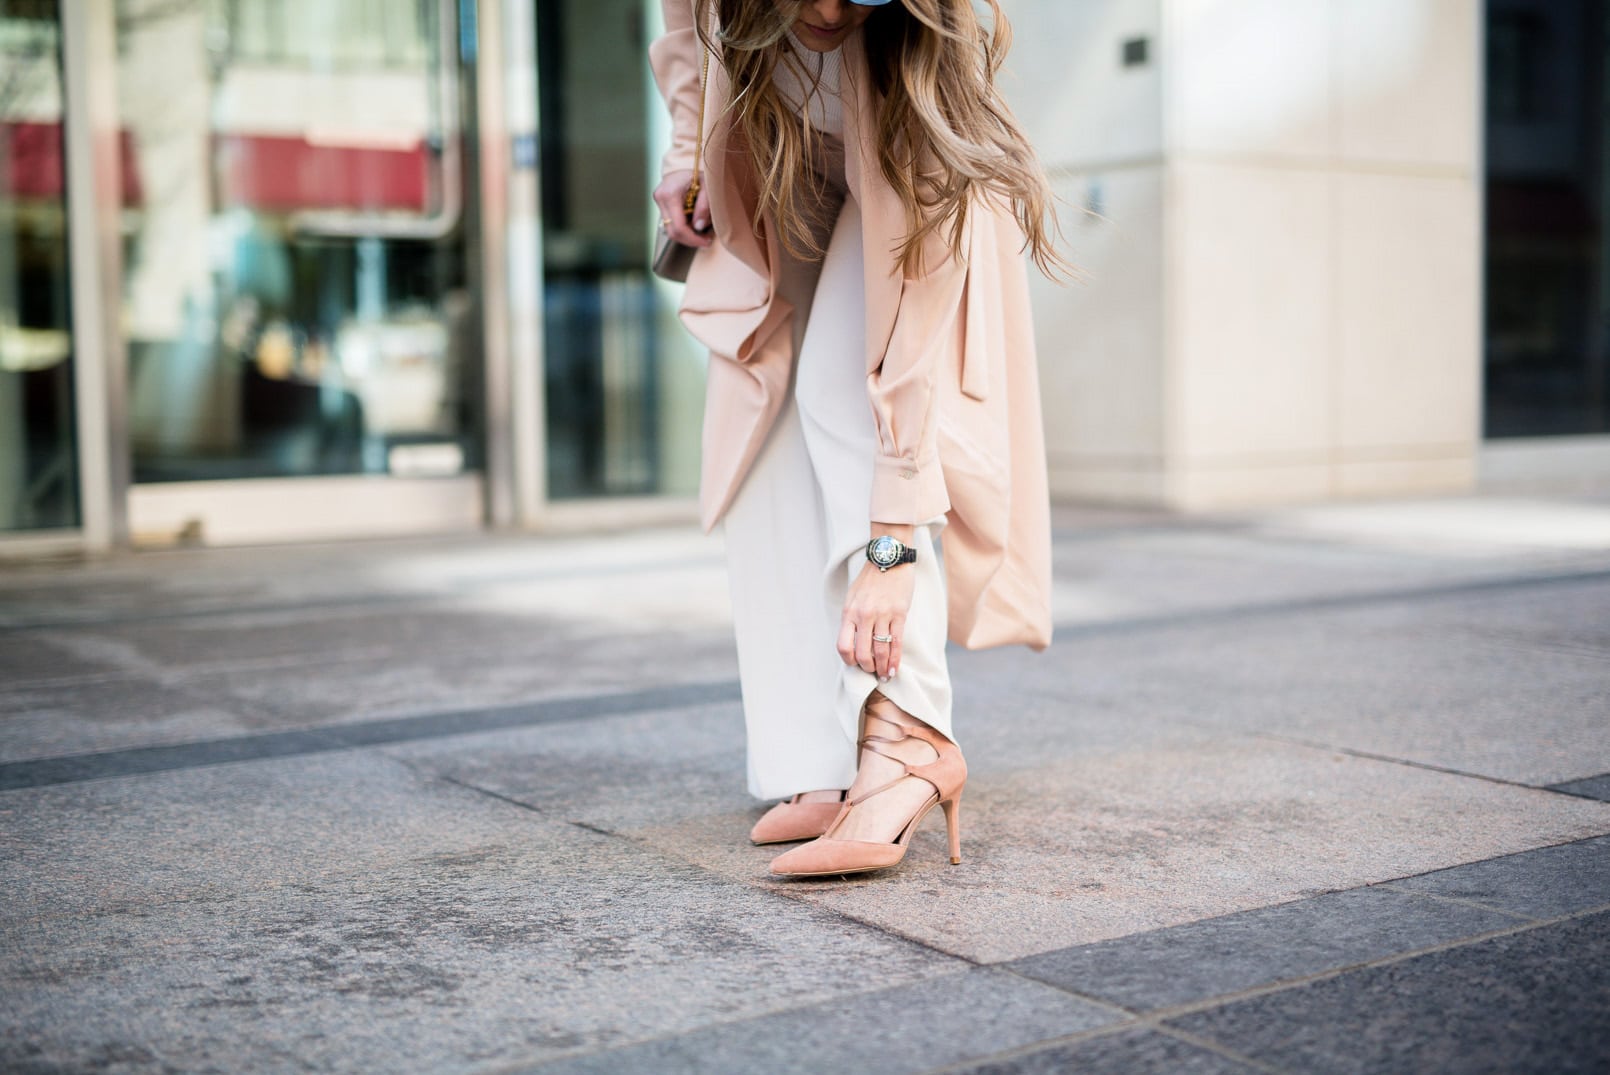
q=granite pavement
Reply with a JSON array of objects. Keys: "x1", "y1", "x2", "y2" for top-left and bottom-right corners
[{"x1": 3, "y1": 493, "x2": 1609, "y2": 1073}]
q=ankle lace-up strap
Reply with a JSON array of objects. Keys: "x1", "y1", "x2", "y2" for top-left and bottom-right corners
[{"x1": 849, "y1": 712, "x2": 966, "y2": 806}]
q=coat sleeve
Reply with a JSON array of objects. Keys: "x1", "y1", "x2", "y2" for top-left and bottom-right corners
[
  {"x1": 648, "y1": 0, "x2": 703, "y2": 178},
  {"x1": 866, "y1": 220, "x2": 971, "y2": 526}
]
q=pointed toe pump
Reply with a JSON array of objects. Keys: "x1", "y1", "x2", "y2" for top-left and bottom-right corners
[
  {"x1": 749, "y1": 791, "x2": 847, "y2": 845},
  {"x1": 769, "y1": 713, "x2": 966, "y2": 878}
]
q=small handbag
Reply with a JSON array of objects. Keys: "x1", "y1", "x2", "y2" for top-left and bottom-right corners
[{"x1": 651, "y1": 30, "x2": 712, "y2": 283}]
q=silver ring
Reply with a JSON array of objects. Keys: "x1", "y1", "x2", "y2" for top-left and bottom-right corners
[{"x1": 871, "y1": 633, "x2": 894, "y2": 643}]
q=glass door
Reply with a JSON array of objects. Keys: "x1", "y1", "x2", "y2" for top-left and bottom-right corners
[
  {"x1": 536, "y1": 0, "x2": 704, "y2": 501},
  {"x1": 0, "y1": 0, "x2": 79, "y2": 534},
  {"x1": 116, "y1": 0, "x2": 483, "y2": 542},
  {"x1": 1484, "y1": 0, "x2": 1610, "y2": 437}
]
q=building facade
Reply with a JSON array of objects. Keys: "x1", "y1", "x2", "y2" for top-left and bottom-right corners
[{"x1": 1, "y1": 0, "x2": 1605, "y2": 552}]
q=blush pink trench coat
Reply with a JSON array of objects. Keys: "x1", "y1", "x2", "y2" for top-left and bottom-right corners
[{"x1": 650, "y1": 0, "x2": 1053, "y2": 651}]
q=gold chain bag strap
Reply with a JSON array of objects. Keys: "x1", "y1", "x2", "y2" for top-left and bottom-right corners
[{"x1": 651, "y1": 22, "x2": 711, "y2": 283}]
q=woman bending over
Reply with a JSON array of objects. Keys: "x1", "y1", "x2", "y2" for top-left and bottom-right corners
[{"x1": 650, "y1": 0, "x2": 1060, "y2": 877}]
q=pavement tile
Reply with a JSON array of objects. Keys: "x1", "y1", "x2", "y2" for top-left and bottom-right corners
[
  {"x1": 1007, "y1": 885, "x2": 1523, "y2": 1011},
  {"x1": 0, "y1": 677, "x2": 262, "y2": 764},
  {"x1": 382, "y1": 701, "x2": 755, "y2": 834},
  {"x1": 1550, "y1": 774, "x2": 1610, "y2": 802},
  {"x1": 0, "y1": 751, "x2": 566, "y2": 913},
  {"x1": 1165, "y1": 910, "x2": 1610, "y2": 1075},
  {"x1": 631, "y1": 736, "x2": 1610, "y2": 963},
  {"x1": 71, "y1": 602, "x2": 586, "y2": 672},
  {"x1": 0, "y1": 529, "x2": 725, "y2": 632},
  {"x1": 951, "y1": 1028, "x2": 1262, "y2": 1075},
  {"x1": 1383, "y1": 834, "x2": 1610, "y2": 919},
  {"x1": 1044, "y1": 578, "x2": 1610, "y2": 787},
  {"x1": 516, "y1": 967, "x2": 1121, "y2": 1075},
  {"x1": 187, "y1": 620, "x2": 738, "y2": 726},
  {"x1": 0, "y1": 751, "x2": 953, "y2": 1073},
  {"x1": 0, "y1": 681, "x2": 743, "y2": 792},
  {"x1": 5, "y1": 511, "x2": 1610, "y2": 1073},
  {"x1": 0, "y1": 633, "x2": 127, "y2": 683},
  {"x1": 0, "y1": 571, "x2": 174, "y2": 630},
  {"x1": 1046, "y1": 526, "x2": 1569, "y2": 628}
]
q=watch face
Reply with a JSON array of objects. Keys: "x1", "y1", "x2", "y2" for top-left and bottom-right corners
[{"x1": 869, "y1": 536, "x2": 900, "y2": 567}]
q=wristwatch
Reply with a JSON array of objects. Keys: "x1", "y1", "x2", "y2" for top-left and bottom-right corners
[{"x1": 865, "y1": 535, "x2": 917, "y2": 572}]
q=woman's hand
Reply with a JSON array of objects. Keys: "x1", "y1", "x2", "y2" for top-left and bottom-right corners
[
  {"x1": 653, "y1": 169, "x2": 713, "y2": 249},
  {"x1": 838, "y1": 524, "x2": 916, "y2": 681}
]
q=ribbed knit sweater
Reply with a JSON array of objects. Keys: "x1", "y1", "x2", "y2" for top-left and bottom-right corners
[{"x1": 773, "y1": 31, "x2": 845, "y2": 139}]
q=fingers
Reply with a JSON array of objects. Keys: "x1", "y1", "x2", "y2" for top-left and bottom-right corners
[
  {"x1": 839, "y1": 615, "x2": 902, "y2": 681},
  {"x1": 665, "y1": 211, "x2": 713, "y2": 248},
  {"x1": 691, "y1": 185, "x2": 712, "y2": 236},
  {"x1": 841, "y1": 561, "x2": 914, "y2": 679},
  {"x1": 652, "y1": 171, "x2": 714, "y2": 248},
  {"x1": 854, "y1": 616, "x2": 875, "y2": 676},
  {"x1": 872, "y1": 628, "x2": 892, "y2": 680},
  {"x1": 839, "y1": 610, "x2": 881, "y2": 677},
  {"x1": 888, "y1": 613, "x2": 905, "y2": 680},
  {"x1": 836, "y1": 616, "x2": 857, "y2": 669}
]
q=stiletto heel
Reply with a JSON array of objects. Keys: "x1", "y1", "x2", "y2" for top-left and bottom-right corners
[
  {"x1": 941, "y1": 795, "x2": 961, "y2": 865},
  {"x1": 769, "y1": 706, "x2": 966, "y2": 878}
]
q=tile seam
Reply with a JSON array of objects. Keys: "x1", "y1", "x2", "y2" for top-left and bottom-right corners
[
  {"x1": 1147, "y1": 1022, "x2": 1294, "y2": 1075},
  {"x1": 482, "y1": 967, "x2": 994, "y2": 1075},
  {"x1": 912, "y1": 1008, "x2": 1292, "y2": 1075},
  {"x1": 1051, "y1": 566, "x2": 1610, "y2": 642},
  {"x1": 6, "y1": 562, "x2": 1609, "y2": 661},
  {"x1": 431, "y1": 769, "x2": 1009, "y2": 1075},
  {"x1": 1388, "y1": 888, "x2": 1543, "y2": 924},
  {"x1": 0, "y1": 554, "x2": 729, "y2": 635},
  {"x1": 911, "y1": 1022, "x2": 1154, "y2": 1075},
  {"x1": 1247, "y1": 730, "x2": 1610, "y2": 798},
  {"x1": 433, "y1": 772, "x2": 998, "y2": 990},
  {"x1": 0, "y1": 681, "x2": 744, "y2": 791},
  {"x1": 1137, "y1": 901, "x2": 1610, "y2": 1024}
]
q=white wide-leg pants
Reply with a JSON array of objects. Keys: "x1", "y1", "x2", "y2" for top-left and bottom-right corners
[{"x1": 722, "y1": 197, "x2": 954, "y2": 800}]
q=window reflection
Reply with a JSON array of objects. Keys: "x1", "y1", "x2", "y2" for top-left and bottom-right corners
[
  {"x1": 0, "y1": 0, "x2": 79, "y2": 531},
  {"x1": 1484, "y1": 0, "x2": 1610, "y2": 437},
  {"x1": 538, "y1": 0, "x2": 703, "y2": 499},
  {"x1": 117, "y1": 0, "x2": 480, "y2": 483}
]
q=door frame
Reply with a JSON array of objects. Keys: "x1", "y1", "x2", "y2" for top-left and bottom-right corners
[{"x1": 47, "y1": 0, "x2": 533, "y2": 551}]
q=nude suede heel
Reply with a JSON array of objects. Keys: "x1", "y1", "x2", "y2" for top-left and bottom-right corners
[
  {"x1": 768, "y1": 713, "x2": 966, "y2": 878},
  {"x1": 750, "y1": 791, "x2": 846, "y2": 845}
]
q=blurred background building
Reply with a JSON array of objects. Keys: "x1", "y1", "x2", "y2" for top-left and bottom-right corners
[{"x1": 0, "y1": 0, "x2": 1604, "y2": 551}]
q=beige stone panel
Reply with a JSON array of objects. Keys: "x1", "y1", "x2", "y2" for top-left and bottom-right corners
[
  {"x1": 1172, "y1": 161, "x2": 1333, "y2": 460},
  {"x1": 1035, "y1": 169, "x2": 1166, "y2": 464},
  {"x1": 1172, "y1": 458, "x2": 1331, "y2": 511},
  {"x1": 1336, "y1": 172, "x2": 1480, "y2": 451},
  {"x1": 1000, "y1": 0, "x2": 1163, "y2": 168},
  {"x1": 1166, "y1": 0, "x2": 1333, "y2": 158},
  {"x1": 1334, "y1": 455, "x2": 1477, "y2": 498},
  {"x1": 1337, "y1": 0, "x2": 1479, "y2": 170},
  {"x1": 1046, "y1": 456, "x2": 1169, "y2": 506},
  {"x1": 643, "y1": 735, "x2": 1610, "y2": 961}
]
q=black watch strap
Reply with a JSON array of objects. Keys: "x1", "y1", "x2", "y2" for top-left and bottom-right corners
[{"x1": 867, "y1": 536, "x2": 918, "y2": 571}]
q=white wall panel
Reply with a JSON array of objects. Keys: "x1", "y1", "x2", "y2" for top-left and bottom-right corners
[
  {"x1": 1337, "y1": 0, "x2": 1479, "y2": 170},
  {"x1": 1001, "y1": 0, "x2": 1164, "y2": 168}
]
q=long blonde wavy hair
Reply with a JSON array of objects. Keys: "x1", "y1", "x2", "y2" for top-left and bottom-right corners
[{"x1": 697, "y1": 0, "x2": 1064, "y2": 277}]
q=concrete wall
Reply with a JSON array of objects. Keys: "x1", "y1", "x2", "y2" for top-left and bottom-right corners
[{"x1": 1005, "y1": 0, "x2": 1483, "y2": 509}]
